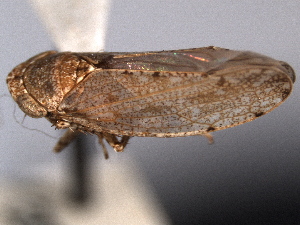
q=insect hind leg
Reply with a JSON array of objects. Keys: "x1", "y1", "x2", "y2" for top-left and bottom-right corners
[
  {"x1": 97, "y1": 132, "x2": 131, "y2": 159},
  {"x1": 202, "y1": 132, "x2": 214, "y2": 144}
]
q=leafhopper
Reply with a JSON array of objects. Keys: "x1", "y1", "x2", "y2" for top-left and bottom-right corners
[{"x1": 7, "y1": 47, "x2": 295, "y2": 158}]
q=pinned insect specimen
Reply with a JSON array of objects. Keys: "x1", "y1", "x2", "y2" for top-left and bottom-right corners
[{"x1": 7, "y1": 46, "x2": 295, "y2": 158}]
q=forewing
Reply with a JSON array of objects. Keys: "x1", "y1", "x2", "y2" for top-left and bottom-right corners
[{"x1": 58, "y1": 65, "x2": 293, "y2": 137}]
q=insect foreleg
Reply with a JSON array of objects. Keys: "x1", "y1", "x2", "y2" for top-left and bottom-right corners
[{"x1": 53, "y1": 129, "x2": 80, "y2": 152}]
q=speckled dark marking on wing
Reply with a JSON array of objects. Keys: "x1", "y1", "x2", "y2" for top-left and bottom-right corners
[{"x1": 56, "y1": 48, "x2": 294, "y2": 137}]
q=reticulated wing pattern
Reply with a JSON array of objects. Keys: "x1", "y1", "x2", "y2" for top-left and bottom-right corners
[{"x1": 59, "y1": 65, "x2": 292, "y2": 137}]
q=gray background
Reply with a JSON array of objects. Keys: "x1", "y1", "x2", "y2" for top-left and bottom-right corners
[{"x1": 1, "y1": 1, "x2": 300, "y2": 224}]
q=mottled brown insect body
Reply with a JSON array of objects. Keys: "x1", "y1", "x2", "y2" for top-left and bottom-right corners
[{"x1": 7, "y1": 47, "x2": 295, "y2": 157}]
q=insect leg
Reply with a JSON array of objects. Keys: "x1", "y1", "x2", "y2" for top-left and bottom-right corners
[
  {"x1": 97, "y1": 133, "x2": 109, "y2": 159},
  {"x1": 98, "y1": 133, "x2": 131, "y2": 153},
  {"x1": 53, "y1": 129, "x2": 79, "y2": 152},
  {"x1": 202, "y1": 133, "x2": 214, "y2": 144}
]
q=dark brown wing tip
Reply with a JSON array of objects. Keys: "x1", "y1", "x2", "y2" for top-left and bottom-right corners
[{"x1": 279, "y1": 61, "x2": 296, "y2": 83}]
